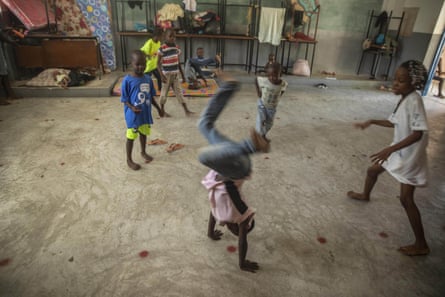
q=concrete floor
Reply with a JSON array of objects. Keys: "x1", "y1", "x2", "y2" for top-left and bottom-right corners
[{"x1": 0, "y1": 79, "x2": 444, "y2": 297}]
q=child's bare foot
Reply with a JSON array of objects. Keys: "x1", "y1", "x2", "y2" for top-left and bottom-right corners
[
  {"x1": 347, "y1": 191, "x2": 369, "y2": 201},
  {"x1": 240, "y1": 260, "x2": 259, "y2": 273},
  {"x1": 127, "y1": 159, "x2": 141, "y2": 170},
  {"x1": 160, "y1": 110, "x2": 171, "y2": 118},
  {"x1": 208, "y1": 229, "x2": 223, "y2": 240},
  {"x1": 141, "y1": 152, "x2": 153, "y2": 163},
  {"x1": 185, "y1": 110, "x2": 195, "y2": 116},
  {"x1": 250, "y1": 128, "x2": 270, "y2": 153},
  {"x1": 398, "y1": 244, "x2": 430, "y2": 256}
]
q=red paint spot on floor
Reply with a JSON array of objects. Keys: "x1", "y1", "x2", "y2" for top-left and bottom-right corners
[
  {"x1": 379, "y1": 232, "x2": 388, "y2": 238},
  {"x1": 0, "y1": 258, "x2": 11, "y2": 266},
  {"x1": 317, "y1": 237, "x2": 327, "y2": 244},
  {"x1": 95, "y1": 118, "x2": 99, "y2": 121},
  {"x1": 227, "y1": 245, "x2": 237, "y2": 253},
  {"x1": 139, "y1": 250, "x2": 149, "y2": 258},
  {"x1": 60, "y1": 162, "x2": 65, "y2": 166}
]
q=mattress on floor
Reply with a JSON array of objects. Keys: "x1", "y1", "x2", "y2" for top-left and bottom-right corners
[{"x1": 1, "y1": 0, "x2": 55, "y2": 30}]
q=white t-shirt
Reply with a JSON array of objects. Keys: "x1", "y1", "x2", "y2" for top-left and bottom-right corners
[
  {"x1": 382, "y1": 91, "x2": 428, "y2": 186},
  {"x1": 257, "y1": 77, "x2": 288, "y2": 109}
]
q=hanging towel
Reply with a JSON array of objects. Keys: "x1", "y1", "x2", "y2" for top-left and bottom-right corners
[
  {"x1": 258, "y1": 7, "x2": 286, "y2": 46},
  {"x1": 183, "y1": 0, "x2": 196, "y2": 12}
]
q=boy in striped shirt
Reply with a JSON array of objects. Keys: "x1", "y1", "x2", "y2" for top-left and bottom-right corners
[{"x1": 157, "y1": 28, "x2": 194, "y2": 116}]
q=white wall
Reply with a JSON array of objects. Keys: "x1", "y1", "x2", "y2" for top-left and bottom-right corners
[
  {"x1": 382, "y1": 0, "x2": 444, "y2": 33},
  {"x1": 433, "y1": 1, "x2": 445, "y2": 34}
]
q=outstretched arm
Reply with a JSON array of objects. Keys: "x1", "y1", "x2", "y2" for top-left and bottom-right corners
[
  {"x1": 207, "y1": 212, "x2": 223, "y2": 240},
  {"x1": 238, "y1": 218, "x2": 259, "y2": 273},
  {"x1": 371, "y1": 130, "x2": 423, "y2": 164},
  {"x1": 354, "y1": 119, "x2": 394, "y2": 129}
]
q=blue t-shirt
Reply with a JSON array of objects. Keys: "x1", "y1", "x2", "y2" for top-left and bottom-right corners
[{"x1": 120, "y1": 74, "x2": 156, "y2": 129}]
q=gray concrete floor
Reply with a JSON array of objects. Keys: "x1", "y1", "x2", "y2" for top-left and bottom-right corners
[{"x1": 0, "y1": 80, "x2": 444, "y2": 297}]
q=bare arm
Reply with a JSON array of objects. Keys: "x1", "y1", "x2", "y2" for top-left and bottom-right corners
[
  {"x1": 238, "y1": 218, "x2": 259, "y2": 273},
  {"x1": 371, "y1": 130, "x2": 424, "y2": 164},
  {"x1": 354, "y1": 119, "x2": 394, "y2": 129},
  {"x1": 157, "y1": 57, "x2": 167, "y2": 83},
  {"x1": 151, "y1": 96, "x2": 162, "y2": 116},
  {"x1": 255, "y1": 78, "x2": 262, "y2": 98},
  {"x1": 179, "y1": 63, "x2": 185, "y2": 82},
  {"x1": 207, "y1": 212, "x2": 223, "y2": 240}
]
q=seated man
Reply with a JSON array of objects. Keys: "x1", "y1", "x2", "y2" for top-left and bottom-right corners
[{"x1": 184, "y1": 47, "x2": 220, "y2": 89}]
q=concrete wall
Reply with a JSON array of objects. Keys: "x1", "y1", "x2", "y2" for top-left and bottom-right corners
[
  {"x1": 111, "y1": 0, "x2": 385, "y2": 75},
  {"x1": 381, "y1": 0, "x2": 445, "y2": 75}
]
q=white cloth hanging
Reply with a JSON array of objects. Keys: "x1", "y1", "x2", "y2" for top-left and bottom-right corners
[
  {"x1": 183, "y1": 0, "x2": 197, "y2": 12},
  {"x1": 258, "y1": 7, "x2": 286, "y2": 46}
]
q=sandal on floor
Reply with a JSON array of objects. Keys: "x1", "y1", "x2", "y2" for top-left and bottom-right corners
[
  {"x1": 166, "y1": 143, "x2": 185, "y2": 153},
  {"x1": 147, "y1": 138, "x2": 168, "y2": 145}
]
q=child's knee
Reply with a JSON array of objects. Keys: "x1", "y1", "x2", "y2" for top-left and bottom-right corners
[
  {"x1": 197, "y1": 117, "x2": 212, "y2": 134},
  {"x1": 399, "y1": 193, "x2": 415, "y2": 209},
  {"x1": 366, "y1": 165, "x2": 382, "y2": 178}
]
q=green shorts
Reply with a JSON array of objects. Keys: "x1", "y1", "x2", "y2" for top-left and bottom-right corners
[{"x1": 126, "y1": 124, "x2": 151, "y2": 140}]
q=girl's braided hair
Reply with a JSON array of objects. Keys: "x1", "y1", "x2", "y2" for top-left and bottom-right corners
[{"x1": 400, "y1": 60, "x2": 428, "y2": 90}]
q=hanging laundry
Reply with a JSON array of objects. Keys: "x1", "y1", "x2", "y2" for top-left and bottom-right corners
[
  {"x1": 157, "y1": 3, "x2": 184, "y2": 21},
  {"x1": 183, "y1": 0, "x2": 196, "y2": 12},
  {"x1": 258, "y1": 7, "x2": 285, "y2": 46},
  {"x1": 128, "y1": 1, "x2": 143, "y2": 10}
]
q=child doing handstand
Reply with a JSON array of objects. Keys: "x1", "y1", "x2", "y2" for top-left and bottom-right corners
[
  {"x1": 121, "y1": 50, "x2": 162, "y2": 170},
  {"x1": 347, "y1": 60, "x2": 430, "y2": 256},
  {"x1": 255, "y1": 62, "x2": 288, "y2": 140},
  {"x1": 157, "y1": 28, "x2": 194, "y2": 116},
  {"x1": 198, "y1": 73, "x2": 270, "y2": 273}
]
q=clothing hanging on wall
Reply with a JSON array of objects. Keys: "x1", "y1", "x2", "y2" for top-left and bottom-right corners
[
  {"x1": 258, "y1": 7, "x2": 285, "y2": 46},
  {"x1": 157, "y1": 3, "x2": 184, "y2": 21},
  {"x1": 183, "y1": 0, "x2": 196, "y2": 12}
]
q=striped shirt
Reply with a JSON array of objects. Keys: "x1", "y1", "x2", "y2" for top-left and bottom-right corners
[{"x1": 158, "y1": 43, "x2": 182, "y2": 74}]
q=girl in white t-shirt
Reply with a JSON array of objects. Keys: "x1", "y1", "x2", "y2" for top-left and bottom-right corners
[{"x1": 347, "y1": 60, "x2": 430, "y2": 256}]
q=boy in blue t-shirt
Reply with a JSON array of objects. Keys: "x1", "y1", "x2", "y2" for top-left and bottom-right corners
[{"x1": 121, "y1": 50, "x2": 162, "y2": 170}]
